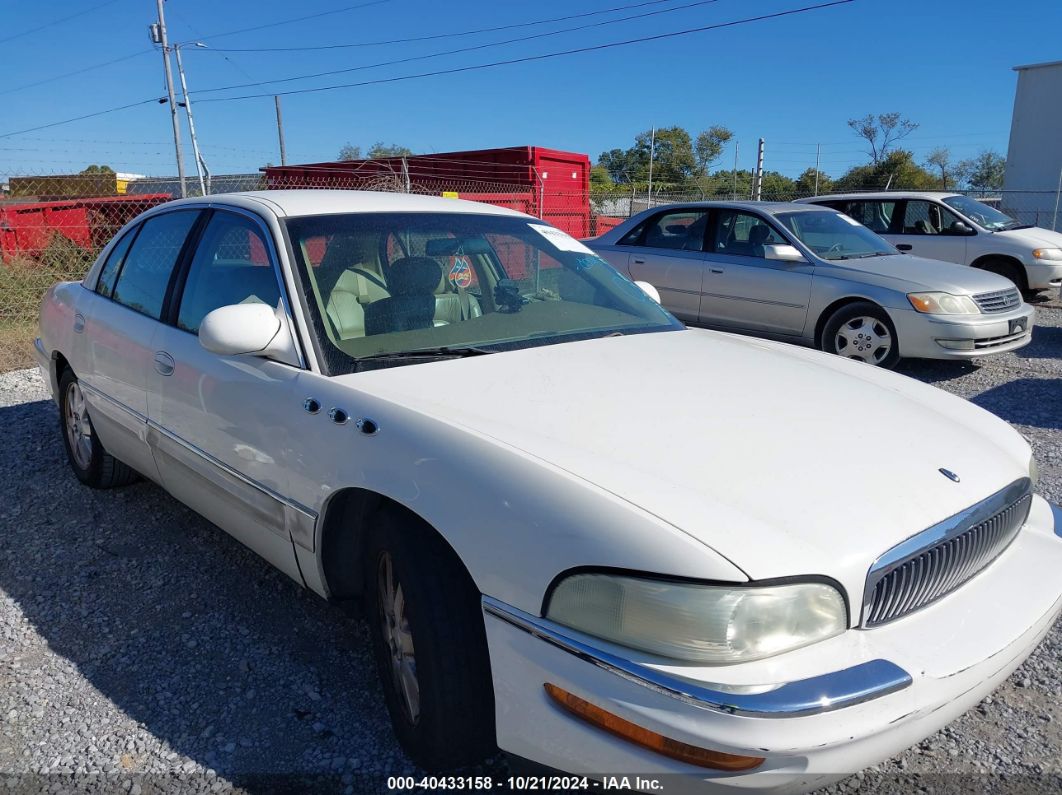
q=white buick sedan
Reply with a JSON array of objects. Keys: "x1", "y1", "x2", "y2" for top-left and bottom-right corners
[{"x1": 36, "y1": 191, "x2": 1062, "y2": 791}]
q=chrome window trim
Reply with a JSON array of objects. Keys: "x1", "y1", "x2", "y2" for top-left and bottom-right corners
[
  {"x1": 862, "y1": 478, "x2": 1032, "y2": 627},
  {"x1": 482, "y1": 596, "x2": 911, "y2": 718}
]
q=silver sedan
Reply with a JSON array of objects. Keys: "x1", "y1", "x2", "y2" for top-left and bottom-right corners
[{"x1": 588, "y1": 202, "x2": 1034, "y2": 367}]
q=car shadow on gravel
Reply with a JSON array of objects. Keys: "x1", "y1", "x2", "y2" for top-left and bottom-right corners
[
  {"x1": 895, "y1": 359, "x2": 980, "y2": 384},
  {"x1": 0, "y1": 397, "x2": 416, "y2": 790},
  {"x1": 969, "y1": 378, "x2": 1062, "y2": 430},
  {"x1": 1016, "y1": 326, "x2": 1062, "y2": 360}
]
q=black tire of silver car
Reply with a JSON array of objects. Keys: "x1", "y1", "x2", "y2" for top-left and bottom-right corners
[
  {"x1": 58, "y1": 368, "x2": 138, "y2": 489},
  {"x1": 978, "y1": 257, "x2": 1031, "y2": 296},
  {"x1": 821, "y1": 302, "x2": 901, "y2": 369},
  {"x1": 364, "y1": 507, "x2": 496, "y2": 771}
]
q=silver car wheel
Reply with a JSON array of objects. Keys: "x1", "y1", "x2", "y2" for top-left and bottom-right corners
[
  {"x1": 834, "y1": 316, "x2": 893, "y2": 365},
  {"x1": 378, "y1": 551, "x2": 420, "y2": 724},
  {"x1": 64, "y1": 381, "x2": 93, "y2": 470}
]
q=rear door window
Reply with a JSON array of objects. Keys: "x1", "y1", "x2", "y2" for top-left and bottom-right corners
[
  {"x1": 95, "y1": 227, "x2": 139, "y2": 299},
  {"x1": 111, "y1": 210, "x2": 201, "y2": 320},
  {"x1": 842, "y1": 200, "x2": 897, "y2": 234}
]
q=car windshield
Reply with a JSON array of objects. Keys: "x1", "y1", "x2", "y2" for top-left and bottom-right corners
[
  {"x1": 285, "y1": 211, "x2": 681, "y2": 373},
  {"x1": 774, "y1": 210, "x2": 895, "y2": 260},
  {"x1": 941, "y1": 195, "x2": 1022, "y2": 231}
]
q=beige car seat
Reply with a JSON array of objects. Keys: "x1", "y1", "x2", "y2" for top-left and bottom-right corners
[
  {"x1": 432, "y1": 259, "x2": 482, "y2": 325},
  {"x1": 321, "y1": 235, "x2": 390, "y2": 339}
]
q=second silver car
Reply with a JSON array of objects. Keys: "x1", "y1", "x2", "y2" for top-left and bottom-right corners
[{"x1": 588, "y1": 202, "x2": 1034, "y2": 367}]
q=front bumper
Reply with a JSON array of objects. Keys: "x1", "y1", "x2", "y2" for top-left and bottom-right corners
[
  {"x1": 484, "y1": 496, "x2": 1062, "y2": 793},
  {"x1": 1023, "y1": 260, "x2": 1062, "y2": 291},
  {"x1": 888, "y1": 305, "x2": 1034, "y2": 360}
]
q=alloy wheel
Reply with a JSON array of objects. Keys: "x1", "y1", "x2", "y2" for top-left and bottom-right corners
[
  {"x1": 64, "y1": 381, "x2": 93, "y2": 470},
  {"x1": 378, "y1": 551, "x2": 420, "y2": 724}
]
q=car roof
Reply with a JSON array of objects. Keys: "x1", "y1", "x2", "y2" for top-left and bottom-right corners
[
  {"x1": 797, "y1": 191, "x2": 962, "y2": 202},
  {"x1": 161, "y1": 189, "x2": 534, "y2": 219},
  {"x1": 639, "y1": 200, "x2": 837, "y2": 215}
]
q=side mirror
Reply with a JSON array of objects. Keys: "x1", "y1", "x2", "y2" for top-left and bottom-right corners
[
  {"x1": 948, "y1": 221, "x2": 975, "y2": 236},
  {"x1": 199, "y1": 303, "x2": 300, "y2": 366},
  {"x1": 634, "y1": 280, "x2": 661, "y2": 303},
  {"x1": 763, "y1": 244, "x2": 807, "y2": 263}
]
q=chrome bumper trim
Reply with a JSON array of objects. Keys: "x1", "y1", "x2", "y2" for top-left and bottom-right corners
[{"x1": 482, "y1": 596, "x2": 912, "y2": 718}]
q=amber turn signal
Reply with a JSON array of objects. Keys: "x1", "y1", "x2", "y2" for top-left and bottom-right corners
[{"x1": 543, "y1": 683, "x2": 765, "y2": 772}]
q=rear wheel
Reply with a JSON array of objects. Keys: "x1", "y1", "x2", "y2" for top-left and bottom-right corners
[
  {"x1": 821, "y1": 302, "x2": 900, "y2": 369},
  {"x1": 364, "y1": 508, "x2": 495, "y2": 770},
  {"x1": 58, "y1": 369, "x2": 138, "y2": 489}
]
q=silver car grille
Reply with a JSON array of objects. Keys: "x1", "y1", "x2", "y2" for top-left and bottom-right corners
[
  {"x1": 862, "y1": 479, "x2": 1032, "y2": 627},
  {"x1": 973, "y1": 287, "x2": 1022, "y2": 313}
]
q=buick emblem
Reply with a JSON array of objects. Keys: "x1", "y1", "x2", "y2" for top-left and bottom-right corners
[{"x1": 939, "y1": 468, "x2": 961, "y2": 483}]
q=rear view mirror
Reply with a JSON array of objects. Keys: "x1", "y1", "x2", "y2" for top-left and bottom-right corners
[
  {"x1": 763, "y1": 244, "x2": 807, "y2": 263},
  {"x1": 199, "y1": 303, "x2": 300, "y2": 366},
  {"x1": 634, "y1": 280, "x2": 661, "y2": 303},
  {"x1": 425, "y1": 237, "x2": 492, "y2": 256}
]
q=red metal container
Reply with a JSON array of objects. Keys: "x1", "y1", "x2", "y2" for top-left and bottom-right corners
[
  {"x1": 0, "y1": 194, "x2": 170, "y2": 261},
  {"x1": 263, "y1": 146, "x2": 591, "y2": 237}
]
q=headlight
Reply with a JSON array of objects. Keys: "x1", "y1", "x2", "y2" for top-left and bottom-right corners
[
  {"x1": 907, "y1": 292, "x2": 981, "y2": 315},
  {"x1": 545, "y1": 573, "x2": 847, "y2": 664},
  {"x1": 1032, "y1": 248, "x2": 1062, "y2": 261},
  {"x1": 1030, "y1": 456, "x2": 1039, "y2": 488}
]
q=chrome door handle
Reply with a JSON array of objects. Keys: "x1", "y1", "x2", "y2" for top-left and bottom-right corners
[{"x1": 153, "y1": 351, "x2": 175, "y2": 376}]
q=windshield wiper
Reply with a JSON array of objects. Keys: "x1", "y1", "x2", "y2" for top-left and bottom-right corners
[
  {"x1": 354, "y1": 345, "x2": 496, "y2": 365},
  {"x1": 999, "y1": 223, "x2": 1033, "y2": 231},
  {"x1": 835, "y1": 252, "x2": 891, "y2": 260}
]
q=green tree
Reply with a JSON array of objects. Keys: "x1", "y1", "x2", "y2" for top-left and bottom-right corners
[
  {"x1": 590, "y1": 164, "x2": 616, "y2": 190},
  {"x1": 794, "y1": 167, "x2": 833, "y2": 196},
  {"x1": 694, "y1": 126, "x2": 733, "y2": 175},
  {"x1": 759, "y1": 171, "x2": 798, "y2": 200},
  {"x1": 367, "y1": 142, "x2": 414, "y2": 158},
  {"x1": 80, "y1": 164, "x2": 115, "y2": 174},
  {"x1": 834, "y1": 149, "x2": 937, "y2": 192},
  {"x1": 957, "y1": 150, "x2": 1006, "y2": 191},
  {"x1": 848, "y1": 112, "x2": 919, "y2": 164},
  {"x1": 337, "y1": 143, "x2": 362, "y2": 161},
  {"x1": 633, "y1": 126, "x2": 697, "y2": 184}
]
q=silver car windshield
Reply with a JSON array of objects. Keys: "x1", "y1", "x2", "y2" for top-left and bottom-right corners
[
  {"x1": 285, "y1": 212, "x2": 681, "y2": 373},
  {"x1": 775, "y1": 211, "x2": 895, "y2": 261},
  {"x1": 942, "y1": 196, "x2": 1022, "y2": 231}
]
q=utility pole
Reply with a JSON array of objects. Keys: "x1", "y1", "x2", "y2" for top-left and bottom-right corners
[
  {"x1": 814, "y1": 143, "x2": 821, "y2": 196},
  {"x1": 151, "y1": 0, "x2": 186, "y2": 198},
  {"x1": 752, "y1": 137, "x2": 765, "y2": 201},
  {"x1": 174, "y1": 43, "x2": 208, "y2": 196},
  {"x1": 732, "y1": 141, "x2": 739, "y2": 199},
  {"x1": 1053, "y1": 165, "x2": 1062, "y2": 232},
  {"x1": 646, "y1": 126, "x2": 656, "y2": 208},
  {"x1": 274, "y1": 95, "x2": 287, "y2": 166}
]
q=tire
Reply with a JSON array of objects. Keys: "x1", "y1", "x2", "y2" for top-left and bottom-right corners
[
  {"x1": 820, "y1": 302, "x2": 901, "y2": 369},
  {"x1": 978, "y1": 257, "x2": 1029, "y2": 294},
  {"x1": 58, "y1": 368, "x2": 138, "y2": 489},
  {"x1": 364, "y1": 508, "x2": 495, "y2": 770}
]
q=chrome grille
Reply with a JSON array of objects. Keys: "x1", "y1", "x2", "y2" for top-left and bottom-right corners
[
  {"x1": 973, "y1": 287, "x2": 1021, "y2": 313},
  {"x1": 863, "y1": 480, "x2": 1032, "y2": 627}
]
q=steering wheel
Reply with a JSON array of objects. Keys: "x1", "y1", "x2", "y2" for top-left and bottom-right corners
[{"x1": 826, "y1": 242, "x2": 844, "y2": 254}]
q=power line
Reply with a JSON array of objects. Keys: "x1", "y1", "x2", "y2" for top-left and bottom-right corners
[
  {"x1": 0, "y1": 98, "x2": 164, "y2": 140},
  {"x1": 0, "y1": 0, "x2": 125, "y2": 46},
  {"x1": 198, "y1": 1, "x2": 856, "y2": 104},
  {"x1": 0, "y1": 49, "x2": 154, "y2": 97},
  {"x1": 187, "y1": 0, "x2": 391, "y2": 43},
  {"x1": 192, "y1": 0, "x2": 722, "y2": 95},
  {"x1": 195, "y1": 0, "x2": 681, "y2": 52}
]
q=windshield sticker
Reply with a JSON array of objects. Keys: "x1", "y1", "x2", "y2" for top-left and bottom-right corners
[
  {"x1": 528, "y1": 223, "x2": 596, "y2": 255},
  {"x1": 448, "y1": 256, "x2": 473, "y2": 289},
  {"x1": 839, "y1": 214, "x2": 862, "y2": 226}
]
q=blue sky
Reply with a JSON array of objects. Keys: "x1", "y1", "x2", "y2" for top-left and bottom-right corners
[{"x1": 2, "y1": 0, "x2": 1060, "y2": 181}]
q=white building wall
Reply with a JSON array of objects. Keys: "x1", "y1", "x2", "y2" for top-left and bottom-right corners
[{"x1": 1003, "y1": 60, "x2": 1062, "y2": 229}]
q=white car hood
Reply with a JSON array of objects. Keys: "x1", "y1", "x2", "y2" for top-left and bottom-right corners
[
  {"x1": 344, "y1": 329, "x2": 1030, "y2": 581},
  {"x1": 996, "y1": 225, "x2": 1062, "y2": 249}
]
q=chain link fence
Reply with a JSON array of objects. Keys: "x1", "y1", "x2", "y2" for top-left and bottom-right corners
[{"x1": 2, "y1": 170, "x2": 1059, "y2": 372}]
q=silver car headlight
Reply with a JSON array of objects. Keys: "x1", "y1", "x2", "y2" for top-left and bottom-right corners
[
  {"x1": 1031, "y1": 248, "x2": 1062, "y2": 261},
  {"x1": 907, "y1": 292, "x2": 981, "y2": 315},
  {"x1": 545, "y1": 573, "x2": 847, "y2": 664}
]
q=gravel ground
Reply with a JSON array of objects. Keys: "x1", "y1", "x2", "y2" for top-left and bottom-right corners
[{"x1": 0, "y1": 293, "x2": 1059, "y2": 794}]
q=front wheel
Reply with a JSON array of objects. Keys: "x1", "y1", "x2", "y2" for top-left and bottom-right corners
[
  {"x1": 58, "y1": 369, "x2": 138, "y2": 488},
  {"x1": 364, "y1": 508, "x2": 495, "y2": 770},
  {"x1": 820, "y1": 302, "x2": 900, "y2": 368}
]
